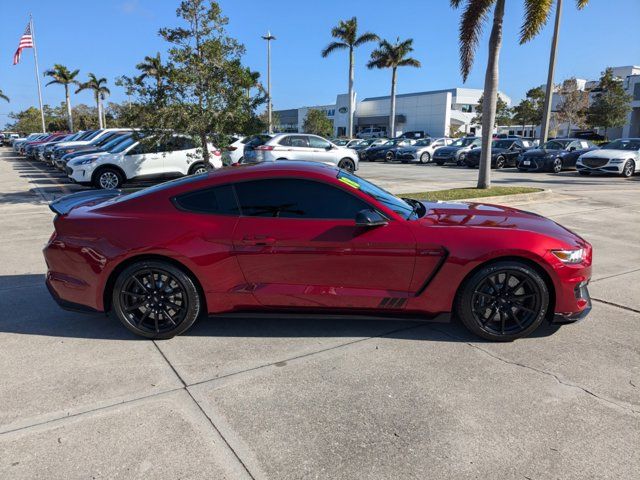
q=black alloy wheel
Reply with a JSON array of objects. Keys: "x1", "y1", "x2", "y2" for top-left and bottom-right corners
[
  {"x1": 112, "y1": 261, "x2": 202, "y2": 339},
  {"x1": 338, "y1": 158, "x2": 356, "y2": 172},
  {"x1": 495, "y1": 156, "x2": 506, "y2": 169},
  {"x1": 455, "y1": 261, "x2": 549, "y2": 341},
  {"x1": 552, "y1": 158, "x2": 563, "y2": 173},
  {"x1": 622, "y1": 160, "x2": 635, "y2": 178},
  {"x1": 385, "y1": 151, "x2": 395, "y2": 162}
]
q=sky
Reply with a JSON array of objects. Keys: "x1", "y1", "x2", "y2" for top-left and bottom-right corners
[{"x1": 1, "y1": 0, "x2": 639, "y2": 124}]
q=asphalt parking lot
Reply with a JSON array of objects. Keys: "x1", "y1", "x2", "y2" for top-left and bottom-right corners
[{"x1": 1, "y1": 148, "x2": 639, "y2": 479}]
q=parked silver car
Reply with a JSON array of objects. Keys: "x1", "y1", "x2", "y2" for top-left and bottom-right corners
[
  {"x1": 395, "y1": 137, "x2": 454, "y2": 164},
  {"x1": 242, "y1": 133, "x2": 359, "y2": 172}
]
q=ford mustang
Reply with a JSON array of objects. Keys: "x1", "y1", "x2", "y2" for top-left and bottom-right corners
[{"x1": 44, "y1": 162, "x2": 592, "y2": 341}]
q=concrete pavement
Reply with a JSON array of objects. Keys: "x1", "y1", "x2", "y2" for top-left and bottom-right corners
[{"x1": 1, "y1": 149, "x2": 638, "y2": 479}]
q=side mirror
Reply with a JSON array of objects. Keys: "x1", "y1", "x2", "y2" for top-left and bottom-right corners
[
  {"x1": 326, "y1": 145, "x2": 333, "y2": 150},
  {"x1": 355, "y1": 209, "x2": 388, "y2": 227},
  {"x1": 569, "y1": 146, "x2": 576, "y2": 151}
]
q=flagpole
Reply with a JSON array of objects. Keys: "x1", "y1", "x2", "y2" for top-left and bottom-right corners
[{"x1": 29, "y1": 14, "x2": 46, "y2": 133}]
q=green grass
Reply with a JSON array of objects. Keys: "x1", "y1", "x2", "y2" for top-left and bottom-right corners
[{"x1": 405, "y1": 186, "x2": 543, "y2": 202}]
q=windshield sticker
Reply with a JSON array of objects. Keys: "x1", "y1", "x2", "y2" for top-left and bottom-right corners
[{"x1": 339, "y1": 177, "x2": 360, "y2": 189}]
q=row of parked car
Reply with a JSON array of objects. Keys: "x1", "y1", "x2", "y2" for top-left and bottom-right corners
[
  {"x1": 339, "y1": 134, "x2": 640, "y2": 177},
  {"x1": 11, "y1": 129, "x2": 223, "y2": 189}
]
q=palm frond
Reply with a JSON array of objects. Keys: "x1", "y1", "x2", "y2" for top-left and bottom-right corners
[
  {"x1": 321, "y1": 41, "x2": 349, "y2": 57},
  {"x1": 576, "y1": 0, "x2": 589, "y2": 8},
  {"x1": 450, "y1": 0, "x2": 464, "y2": 7},
  {"x1": 458, "y1": 0, "x2": 495, "y2": 81},
  {"x1": 398, "y1": 58, "x2": 421, "y2": 68},
  {"x1": 520, "y1": 0, "x2": 553, "y2": 44},
  {"x1": 354, "y1": 31, "x2": 379, "y2": 47}
]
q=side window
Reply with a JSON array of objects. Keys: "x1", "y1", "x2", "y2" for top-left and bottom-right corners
[
  {"x1": 308, "y1": 136, "x2": 331, "y2": 149},
  {"x1": 174, "y1": 185, "x2": 238, "y2": 215},
  {"x1": 127, "y1": 141, "x2": 156, "y2": 156},
  {"x1": 569, "y1": 141, "x2": 581, "y2": 150},
  {"x1": 279, "y1": 136, "x2": 292, "y2": 147},
  {"x1": 234, "y1": 179, "x2": 370, "y2": 219},
  {"x1": 290, "y1": 136, "x2": 309, "y2": 148}
]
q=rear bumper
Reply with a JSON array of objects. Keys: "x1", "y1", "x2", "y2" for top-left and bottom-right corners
[{"x1": 46, "y1": 277, "x2": 99, "y2": 313}]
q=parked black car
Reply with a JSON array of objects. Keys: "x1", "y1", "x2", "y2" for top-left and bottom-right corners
[
  {"x1": 359, "y1": 138, "x2": 414, "y2": 161},
  {"x1": 433, "y1": 136, "x2": 482, "y2": 165},
  {"x1": 464, "y1": 139, "x2": 534, "y2": 169},
  {"x1": 517, "y1": 138, "x2": 598, "y2": 173}
]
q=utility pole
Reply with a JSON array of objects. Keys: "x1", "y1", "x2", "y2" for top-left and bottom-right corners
[
  {"x1": 540, "y1": 0, "x2": 562, "y2": 143},
  {"x1": 261, "y1": 30, "x2": 276, "y2": 134},
  {"x1": 30, "y1": 14, "x2": 46, "y2": 133}
]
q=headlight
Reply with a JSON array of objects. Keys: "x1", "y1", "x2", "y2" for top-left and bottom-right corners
[
  {"x1": 75, "y1": 156, "x2": 99, "y2": 165},
  {"x1": 610, "y1": 159, "x2": 623, "y2": 164},
  {"x1": 551, "y1": 249, "x2": 585, "y2": 264}
]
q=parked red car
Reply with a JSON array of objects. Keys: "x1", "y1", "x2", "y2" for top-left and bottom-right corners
[{"x1": 44, "y1": 162, "x2": 592, "y2": 341}]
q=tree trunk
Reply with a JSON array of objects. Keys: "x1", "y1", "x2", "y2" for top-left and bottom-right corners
[
  {"x1": 389, "y1": 67, "x2": 397, "y2": 138},
  {"x1": 347, "y1": 47, "x2": 355, "y2": 138},
  {"x1": 65, "y1": 85, "x2": 74, "y2": 132},
  {"x1": 200, "y1": 133, "x2": 210, "y2": 165},
  {"x1": 478, "y1": 0, "x2": 505, "y2": 189},
  {"x1": 96, "y1": 95, "x2": 104, "y2": 129}
]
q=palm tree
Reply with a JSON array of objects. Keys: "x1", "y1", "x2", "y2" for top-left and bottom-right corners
[
  {"x1": 450, "y1": 0, "x2": 588, "y2": 189},
  {"x1": 0, "y1": 89, "x2": 9, "y2": 102},
  {"x1": 136, "y1": 53, "x2": 165, "y2": 89},
  {"x1": 76, "y1": 74, "x2": 110, "y2": 129},
  {"x1": 321, "y1": 17, "x2": 378, "y2": 138},
  {"x1": 44, "y1": 64, "x2": 79, "y2": 131},
  {"x1": 366, "y1": 38, "x2": 421, "y2": 138}
]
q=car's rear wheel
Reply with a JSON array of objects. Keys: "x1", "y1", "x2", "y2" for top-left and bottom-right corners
[
  {"x1": 385, "y1": 151, "x2": 394, "y2": 162},
  {"x1": 338, "y1": 158, "x2": 355, "y2": 172},
  {"x1": 419, "y1": 152, "x2": 431, "y2": 164},
  {"x1": 552, "y1": 158, "x2": 562, "y2": 173},
  {"x1": 93, "y1": 167, "x2": 123, "y2": 190},
  {"x1": 622, "y1": 160, "x2": 635, "y2": 178},
  {"x1": 112, "y1": 260, "x2": 202, "y2": 339},
  {"x1": 189, "y1": 162, "x2": 209, "y2": 175},
  {"x1": 455, "y1": 261, "x2": 549, "y2": 341}
]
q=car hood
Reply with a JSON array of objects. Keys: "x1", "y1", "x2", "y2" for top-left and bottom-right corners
[
  {"x1": 581, "y1": 148, "x2": 637, "y2": 159},
  {"x1": 416, "y1": 201, "x2": 584, "y2": 247}
]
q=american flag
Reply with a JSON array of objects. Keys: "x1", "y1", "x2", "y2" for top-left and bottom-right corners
[{"x1": 13, "y1": 23, "x2": 34, "y2": 65}]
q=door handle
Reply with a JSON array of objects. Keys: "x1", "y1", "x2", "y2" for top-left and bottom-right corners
[{"x1": 242, "y1": 235, "x2": 276, "y2": 246}]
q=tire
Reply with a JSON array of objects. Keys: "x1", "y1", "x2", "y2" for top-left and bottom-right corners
[
  {"x1": 385, "y1": 151, "x2": 394, "y2": 162},
  {"x1": 112, "y1": 260, "x2": 202, "y2": 339},
  {"x1": 338, "y1": 158, "x2": 355, "y2": 172},
  {"x1": 454, "y1": 261, "x2": 549, "y2": 341},
  {"x1": 93, "y1": 167, "x2": 123, "y2": 190},
  {"x1": 189, "y1": 162, "x2": 209, "y2": 175},
  {"x1": 495, "y1": 156, "x2": 506, "y2": 169},
  {"x1": 622, "y1": 160, "x2": 635, "y2": 178},
  {"x1": 552, "y1": 158, "x2": 562, "y2": 173},
  {"x1": 419, "y1": 152, "x2": 431, "y2": 164}
]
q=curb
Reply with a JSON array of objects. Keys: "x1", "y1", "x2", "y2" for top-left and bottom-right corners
[{"x1": 455, "y1": 188, "x2": 553, "y2": 204}]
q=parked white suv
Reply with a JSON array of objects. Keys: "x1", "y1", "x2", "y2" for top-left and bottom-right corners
[
  {"x1": 357, "y1": 127, "x2": 385, "y2": 139},
  {"x1": 395, "y1": 137, "x2": 454, "y2": 163},
  {"x1": 248, "y1": 133, "x2": 359, "y2": 172},
  {"x1": 66, "y1": 135, "x2": 223, "y2": 189},
  {"x1": 576, "y1": 138, "x2": 640, "y2": 177}
]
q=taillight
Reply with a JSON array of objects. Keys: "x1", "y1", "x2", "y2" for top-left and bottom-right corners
[
  {"x1": 226, "y1": 146, "x2": 237, "y2": 151},
  {"x1": 211, "y1": 150, "x2": 221, "y2": 156},
  {"x1": 255, "y1": 145, "x2": 274, "y2": 151}
]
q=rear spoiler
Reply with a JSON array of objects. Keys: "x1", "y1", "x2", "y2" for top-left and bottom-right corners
[{"x1": 49, "y1": 190, "x2": 123, "y2": 216}]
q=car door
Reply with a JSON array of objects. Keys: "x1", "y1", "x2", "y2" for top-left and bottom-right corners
[
  {"x1": 279, "y1": 135, "x2": 312, "y2": 161},
  {"x1": 161, "y1": 136, "x2": 198, "y2": 176},
  {"x1": 231, "y1": 178, "x2": 418, "y2": 309},
  {"x1": 122, "y1": 140, "x2": 162, "y2": 180},
  {"x1": 506, "y1": 141, "x2": 523, "y2": 165},
  {"x1": 308, "y1": 135, "x2": 337, "y2": 163},
  {"x1": 564, "y1": 140, "x2": 586, "y2": 167}
]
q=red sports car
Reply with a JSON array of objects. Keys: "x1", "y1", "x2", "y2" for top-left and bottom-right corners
[{"x1": 44, "y1": 162, "x2": 592, "y2": 341}]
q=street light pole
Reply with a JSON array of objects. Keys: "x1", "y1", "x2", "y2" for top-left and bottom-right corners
[
  {"x1": 262, "y1": 30, "x2": 276, "y2": 134},
  {"x1": 540, "y1": 0, "x2": 563, "y2": 143}
]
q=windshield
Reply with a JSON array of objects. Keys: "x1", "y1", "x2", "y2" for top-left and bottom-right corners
[
  {"x1": 110, "y1": 136, "x2": 138, "y2": 153},
  {"x1": 604, "y1": 139, "x2": 640, "y2": 151},
  {"x1": 336, "y1": 171, "x2": 415, "y2": 220},
  {"x1": 93, "y1": 132, "x2": 122, "y2": 146},
  {"x1": 83, "y1": 130, "x2": 104, "y2": 141},
  {"x1": 451, "y1": 137, "x2": 476, "y2": 147},
  {"x1": 542, "y1": 140, "x2": 571, "y2": 150},
  {"x1": 333, "y1": 139, "x2": 348, "y2": 146},
  {"x1": 415, "y1": 139, "x2": 432, "y2": 146}
]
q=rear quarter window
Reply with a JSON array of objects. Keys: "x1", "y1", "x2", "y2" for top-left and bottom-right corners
[{"x1": 173, "y1": 185, "x2": 239, "y2": 215}]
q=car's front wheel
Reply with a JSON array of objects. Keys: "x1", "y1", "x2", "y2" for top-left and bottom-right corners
[
  {"x1": 419, "y1": 152, "x2": 431, "y2": 164},
  {"x1": 455, "y1": 261, "x2": 549, "y2": 341},
  {"x1": 385, "y1": 151, "x2": 394, "y2": 162},
  {"x1": 93, "y1": 167, "x2": 123, "y2": 190},
  {"x1": 338, "y1": 158, "x2": 356, "y2": 172},
  {"x1": 552, "y1": 158, "x2": 563, "y2": 173},
  {"x1": 622, "y1": 160, "x2": 635, "y2": 178},
  {"x1": 495, "y1": 156, "x2": 506, "y2": 169},
  {"x1": 112, "y1": 260, "x2": 202, "y2": 339}
]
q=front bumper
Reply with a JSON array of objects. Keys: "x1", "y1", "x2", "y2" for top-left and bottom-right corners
[
  {"x1": 576, "y1": 163, "x2": 622, "y2": 174},
  {"x1": 552, "y1": 281, "x2": 592, "y2": 324},
  {"x1": 518, "y1": 158, "x2": 547, "y2": 171}
]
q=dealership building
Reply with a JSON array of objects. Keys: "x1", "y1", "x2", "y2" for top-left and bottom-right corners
[{"x1": 274, "y1": 88, "x2": 511, "y2": 138}]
